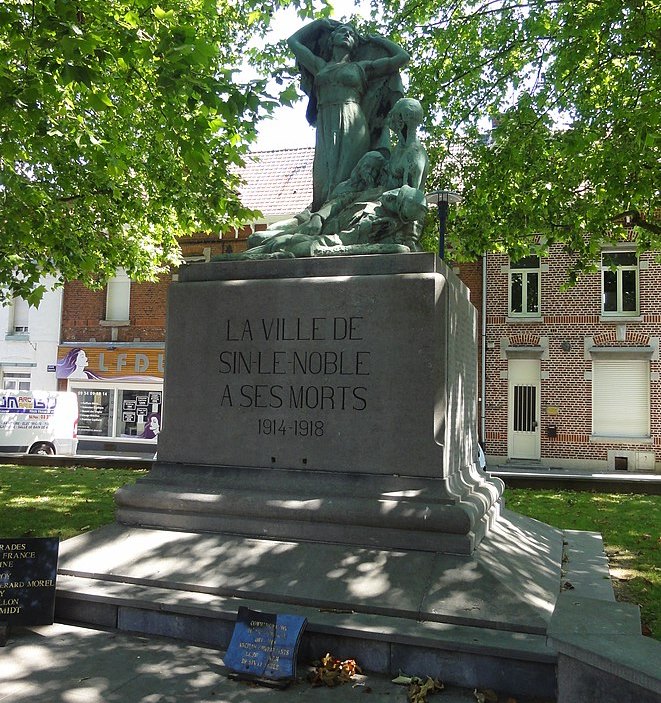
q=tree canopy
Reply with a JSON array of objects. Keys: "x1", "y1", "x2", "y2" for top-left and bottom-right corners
[
  {"x1": 371, "y1": 0, "x2": 660, "y2": 276},
  {"x1": 0, "y1": 0, "x2": 319, "y2": 302},
  {"x1": 2, "y1": 1, "x2": 658, "y2": 299}
]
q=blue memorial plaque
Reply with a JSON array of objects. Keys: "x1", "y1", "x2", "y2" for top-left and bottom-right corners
[
  {"x1": 224, "y1": 606, "x2": 307, "y2": 688},
  {"x1": 0, "y1": 538, "x2": 59, "y2": 626}
]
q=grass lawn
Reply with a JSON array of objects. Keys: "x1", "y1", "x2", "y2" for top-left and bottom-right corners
[
  {"x1": 0, "y1": 464, "x2": 658, "y2": 640},
  {"x1": 506, "y1": 488, "x2": 660, "y2": 640},
  {"x1": 0, "y1": 464, "x2": 147, "y2": 540}
]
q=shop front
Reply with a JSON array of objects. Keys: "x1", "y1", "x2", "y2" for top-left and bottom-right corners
[{"x1": 56, "y1": 345, "x2": 164, "y2": 455}]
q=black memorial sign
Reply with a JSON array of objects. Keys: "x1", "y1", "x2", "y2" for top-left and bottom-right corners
[
  {"x1": 224, "y1": 606, "x2": 307, "y2": 687},
  {"x1": 0, "y1": 538, "x2": 59, "y2": 625}
]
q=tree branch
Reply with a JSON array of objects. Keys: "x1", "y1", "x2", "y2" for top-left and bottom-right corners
[
  {"x1": 615, "y1": 211, "x2": 661, "y2": 237},
  {"x1": 59, "y1": 189, "x2": 113, "y2": 203}
]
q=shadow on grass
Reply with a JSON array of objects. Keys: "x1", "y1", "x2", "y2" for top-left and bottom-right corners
[
  {"x1": 0, "y1": 465, "x2": 146, "y2": 540},
  {"x1": 505, "y1": 488, "x2": 660, "y2": 639}
]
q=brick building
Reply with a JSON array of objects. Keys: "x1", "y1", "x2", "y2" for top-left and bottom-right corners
[
  {"x1": 472, "y1": 246, "x2": 660, "y2": 472},
  {"x1": 56, "y1": 149, "x2": 314, "y2": 454},
  {"x1": 53, "y1": 146, "x2": 659, "y2": 469}
]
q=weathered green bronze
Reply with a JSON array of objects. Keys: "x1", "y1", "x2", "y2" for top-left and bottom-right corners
[{"x1": 214, "y1": 19, "x2": 429, "y2": 261}]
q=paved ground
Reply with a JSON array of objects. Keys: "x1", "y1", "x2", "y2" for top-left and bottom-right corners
[{"x1": 1, "y1": 623, "x2": 553, "y2": 703}]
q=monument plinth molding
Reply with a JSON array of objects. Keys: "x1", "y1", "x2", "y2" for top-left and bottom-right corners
[{"x1": 116, "y1": 253, "x2": 503, "y2": 554}]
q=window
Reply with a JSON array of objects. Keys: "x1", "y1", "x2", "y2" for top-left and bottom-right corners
[
  {"x1": 10, "y1": 297, "x2": 30, "y2": 334},
  {"x1": 509, "y1": 256, "x2": 540, "y2": 316},
  {"x1": 2, "y1": 372, "x2": 31, "y2": 391},
  {"x1": 592, "y1": 359, "x2": 650, "y2": 438},
  {"x1": 72, "y1": 384, "x2": 162, "y2": 442},
  {"x1": 117, "y1": 389, "x2": 162, "y2": 439},
  {"x1": 601, "y1": 251, "x2": 638, "y2": 316},
  {"x1": 105, "y1": 268, "x2": 131, "y2": 322}
]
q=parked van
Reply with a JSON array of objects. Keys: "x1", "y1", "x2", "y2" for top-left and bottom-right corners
[{"x1": 0, "y1": 390, "x2": 78, "y2": 456}]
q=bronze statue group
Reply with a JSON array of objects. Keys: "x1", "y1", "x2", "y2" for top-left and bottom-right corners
[{"x1": 219, "y1": 19, "x2": 429, "y2": 260}]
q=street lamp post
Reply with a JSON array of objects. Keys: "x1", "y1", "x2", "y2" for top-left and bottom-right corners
[{"x1": 425, "y1": 190, "x2": 462, "y2": 260}]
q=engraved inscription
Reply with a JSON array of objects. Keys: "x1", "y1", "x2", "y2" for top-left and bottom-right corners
[
  {"x1": 224, "y1": 607, "x2": 307, "y2": 683},
  {"x1": 0, "y1": 539, "x2": 58, "y2": 623},
  {"x1": 217, "y1": 315, "x2": 372, "y2": 435}
]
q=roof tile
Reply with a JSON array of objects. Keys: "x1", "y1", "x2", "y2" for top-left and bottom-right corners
[{"x1": 238, "y1": 148, "x2": 314, "y2": 218}]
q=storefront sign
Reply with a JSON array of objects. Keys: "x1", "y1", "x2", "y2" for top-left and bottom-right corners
[{"x1": 56, "y1": 347, "x2": 165, "y2": 381}]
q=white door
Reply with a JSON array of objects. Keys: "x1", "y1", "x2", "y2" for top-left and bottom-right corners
[{"x1": 508, "y1": 359, "x2": 541, "y2": 460}]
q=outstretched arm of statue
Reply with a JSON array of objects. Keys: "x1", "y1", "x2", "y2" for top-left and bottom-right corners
[
  {"x1": 363, "y1": 35, "x2": 410, "y2": 79},
  {"x1": 287, "y1": 19, "x2": 331, "y2": 76}
]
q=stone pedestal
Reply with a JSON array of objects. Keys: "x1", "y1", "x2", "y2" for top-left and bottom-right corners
[{"x1": 116, "y1": 253, "x2": 503, "y2": 554}]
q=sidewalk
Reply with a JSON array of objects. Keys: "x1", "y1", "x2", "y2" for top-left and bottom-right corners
[
  {"x1": 490, "y1": 462, "x2": 660, "y2": 494},
  {"x1": 1, "y1": 623, "x2": 552, "y2": 703}
]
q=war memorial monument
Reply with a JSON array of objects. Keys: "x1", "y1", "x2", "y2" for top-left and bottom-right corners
[{"x1": 55, "y1": 20, "x2": 657, "y2": 701}]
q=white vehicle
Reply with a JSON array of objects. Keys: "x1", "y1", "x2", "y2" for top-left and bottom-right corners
[
  {"x1": 477, "y1": 444, "x2": 487, "y2": 470},
  {"x1": 0, "y1": 390, "x2": 78, "y2": 456}
]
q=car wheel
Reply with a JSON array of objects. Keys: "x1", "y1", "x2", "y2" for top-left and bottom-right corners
[{"x1": 30, "y1": 442, "x2": 55, "y2": 456}]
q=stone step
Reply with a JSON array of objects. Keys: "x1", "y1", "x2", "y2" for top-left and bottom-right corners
[
  {"x1": 115, "y1": 462, "x2": 504, "y2": 555},
  {"x1": 55, "y1": 574, "x2": 557, "y2": 700}
]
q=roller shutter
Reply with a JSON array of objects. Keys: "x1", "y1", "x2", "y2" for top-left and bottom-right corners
[{"x1": 592, "y1": 359, "x2": 650, "y2": 437}]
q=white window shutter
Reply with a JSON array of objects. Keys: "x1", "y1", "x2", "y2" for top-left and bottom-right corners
[
  {"x1": 106, "y1": 268, "x2": 131, "y2": 321},
  {"x1": 12, "y1": 297, "x2": 30, "y2": 332},
  {"x1": 593, "y1": 359, "x2": 650, "y2": 437}
]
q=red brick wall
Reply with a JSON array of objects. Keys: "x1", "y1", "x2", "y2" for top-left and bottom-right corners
[
  {"x1": 61, "y1": 275, "x2": 168, "y2": 343},
  {"x1": 61, "y1": 280, "x2": 108, "y2": 342},
  {"x1": 60, "y1": 226, "x2": 261, "y2": 343},
  {"x1": 464, "y1": 246, "x2": 661, "y2": 468},
  {"x1": 130, "y1": 275, "x2": 170, "y2": 341}
]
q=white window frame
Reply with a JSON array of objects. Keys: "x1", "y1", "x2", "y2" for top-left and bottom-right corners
[
  {"x1": 2, "y1": 371, "x2": 31, "y2": 391},
  {"x1": 601, "y1": 250, "x2": 639, "y2": 317},
  {"x1": 592, "y1": 358, "x2": 650, "y2": 439},
  {"x1": 10, "y1": 296, "x2": 30, "y2": 335},
  {"x1": 105, "y1": 268, "x2": 131, "y2": 322},
  {"x1": 508, "y1": 255, "x2": 541, "y2": 317}
]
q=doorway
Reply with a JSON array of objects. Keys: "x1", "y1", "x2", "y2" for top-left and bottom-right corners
[{"x1": 508, "y1": 358, "x2": 541, "y2": 460}]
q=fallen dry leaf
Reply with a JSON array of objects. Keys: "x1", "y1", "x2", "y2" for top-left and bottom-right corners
[
  {"x1": 392, "y1": 675, "x2": 415, "y2": 685},
  {"x1": 407, "y1": 676, "x2": 444, "y2": 703},
  {"x1": 309, "y1": 653, "x2": 362, "y2": 687}
]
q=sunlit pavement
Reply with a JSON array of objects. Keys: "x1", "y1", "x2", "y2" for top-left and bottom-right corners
[{"x1": 2, "y1": 623, "x2": 553, "y2": 703}]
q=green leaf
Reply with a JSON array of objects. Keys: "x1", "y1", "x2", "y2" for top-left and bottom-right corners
[
  {"x1": 89, "y1": 92, "x2": 114, "y2": 110},
  {"x1": 154, "y1": 7, "x2": 175, "y2": 21},
  {"x1": 0, "y1": 0, "x2": 312, "y2": 300},
  {"x1": 123, "y1": 11, "x2": 140, "y2": 28},
  {"x1": 279, "y1": 83, "x2": 300, "y2": 107}
]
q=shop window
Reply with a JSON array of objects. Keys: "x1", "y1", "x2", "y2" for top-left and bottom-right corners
[
  {"x1": 118, "y1": 389, "x2": 162, "y2": 439},
  {"x1": 509, "y1": 256, "x2": 540, "y2": 317},
  {"x1": 2, "y1": 372, "x2": 31, "y2": 391},
  {"x1": 74, "y1": 388, "x2": 114, "y2": 437},
  {"x1": 105, "y1": 268, "x2": 131, "y2": 322},
  {"x1": 592, "y1": 359, "x2": 649, "y2": 438},
  {"x1": 601, "y1": 251, "x2": 639, "y2": 316},
  {"x1": 72, "y1": 385, "x2": 162, "y2": 441}
]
